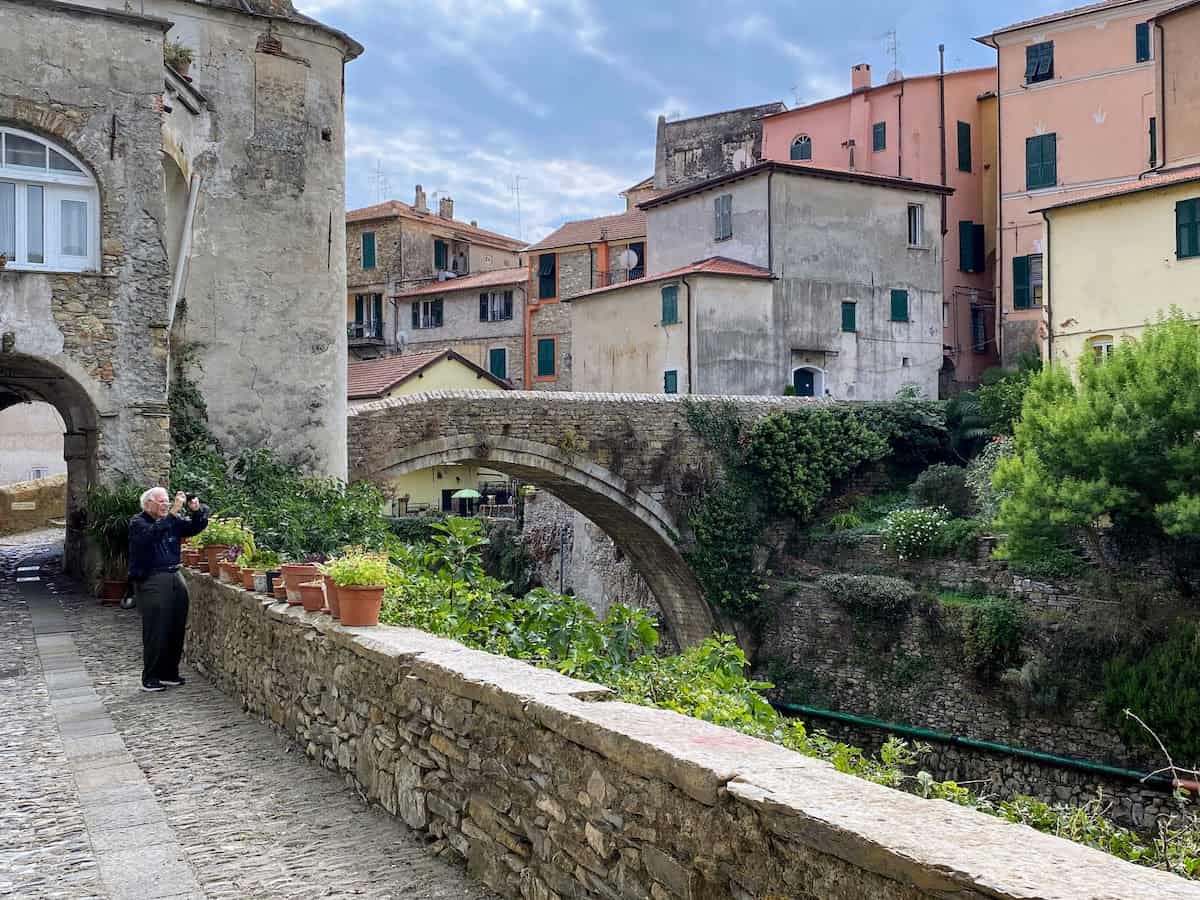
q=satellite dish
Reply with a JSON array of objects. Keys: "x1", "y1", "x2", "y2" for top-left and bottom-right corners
[
  {"x1": 886, "y1": 68, "x2": 903, "y2": 84},
  {"x1": 617, "y1": 248, "x2": 639, "y2": 270}
]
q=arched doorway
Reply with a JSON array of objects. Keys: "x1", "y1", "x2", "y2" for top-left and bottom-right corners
[
  {"x1": 792, "y1": 366, "x2": 825, "y2": 398},
  {"x1": 0, "y1": 354, "x2": 100, "y2": 577}
]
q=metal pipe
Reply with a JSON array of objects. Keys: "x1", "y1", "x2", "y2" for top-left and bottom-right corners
[
  {"x1": 776, "y1": 702, "x2": 1175, "y2": 789},
  {"x1": 1042, "y1": 210, "x2": 1053, "y2": 362},
  {"x1": 681, "y1": 275, "x2": 694, "y2": 394},
  {"x1": 938, "y1": 45, "x2": 948, "y2": 237},
  {"x1": 168, "y1": 173, "x2": 202, "y2": 330}
]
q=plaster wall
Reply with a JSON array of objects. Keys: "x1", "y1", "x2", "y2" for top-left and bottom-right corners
[
  {"x1": 653, "y1": 104, "x2": 785, "y2": 189},
  {"x1": 647, "y1": 178, "x2": 770, "y2": 275},
  {"x1": 1158, "y1": 4, "x2": 1200, "y2": 167},
  {"x1": 0, "y1": 404, "x2": 66, "y2": 486},
  {"x1": 1046, "y1": 181, "x2": 1200, "y2": 368}
]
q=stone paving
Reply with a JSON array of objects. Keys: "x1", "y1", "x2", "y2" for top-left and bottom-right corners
[{"x1": 0, "y1": 531, "x2": 494, "y2": 899}]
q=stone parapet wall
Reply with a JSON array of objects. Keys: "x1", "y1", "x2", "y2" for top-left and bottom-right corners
[
  {"x1": 0, "y1": 475, "x2": 66, "y2": 535},
  {"x1": 182, "y1": 570, "x2": 1200, "y2": 900}
]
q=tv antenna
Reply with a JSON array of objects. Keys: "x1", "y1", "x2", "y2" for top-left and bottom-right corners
[
  {"x1": 884, "y1": 28, "x2": 903, "y2": 83},
  {"x1": 510, "y1": 174, "x2": 523, "y2": 240},
  {"x1": 371, "y1": 159, "x2": 391, "y2": 203}
]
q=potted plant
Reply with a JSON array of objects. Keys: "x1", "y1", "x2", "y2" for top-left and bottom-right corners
[
  {"x1": 298, "y1": 579, "x2": 327, "y2": 613},
  {"x1": 280, "y1": 554, "x2": 324, "y2": 606},
  {"x1": 323, "y1": 552, "x2": 388, "y2": 627},
  {"x1": 164, "y1": 38, "x2": 195, "y2": 77},
  {"x1": 237, "y1": 548, "x2": 280, "y2": 593},
  {"x1": 85, "y1": 483, "x2": 142, "y2": 602},
  {"x1": 197, "y1": 517, "x2": 253, "y2": 575}
]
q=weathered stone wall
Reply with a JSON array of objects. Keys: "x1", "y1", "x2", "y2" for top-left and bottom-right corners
[
  {"x1": 182, "y1": 570, "x2": 1200, "y2": 900},
  {"x1": 653, "y1": 104, "x2": 786, "y2": 189},
  {"x1": 0, "y1": 475, "x2": 66, "y2": 535}
]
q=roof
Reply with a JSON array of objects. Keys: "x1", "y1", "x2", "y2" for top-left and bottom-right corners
[
  {"x1": 523, "y1": 209, "x2": 647, "y2": 253},
  {"x1": 979, "y1": 0, "x2": 1148, "y2": 43},
  {"x1": 347, "y1": 349, "x2": 510, "y2": 399},
  {"x1": 621, "y1": 176, "x2": 655, "y2": 195},
  {"x1": 393, "y1": 267, "x2": 527, "y2": 299},
  {"x1": 201, "y1": 0, "x2": 362, "y2": 58},
  {"x1": 639, "y1": 160, "x2": 953, "y2": 211},
  {"x1": 346, "y1": 200, "x2": 524, "y2": 252},
  {"x1": 1152, "y1": 0, "x2": 1200, "y2": 20},
  {"x1": 760, "y1": 67, "x2": 996, "y2": 120},
  {"x1": 567, "y1": 257, "x2": 774, "y2": 302},
  {"x1": 661, "y1": 102, "x2": 788, "y2": 127},
  {"x1": 1034, "y1": 164, "x2": 1200, "y2": 213}
]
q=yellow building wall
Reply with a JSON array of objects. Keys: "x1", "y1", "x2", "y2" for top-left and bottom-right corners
[
  {"x1": 570, "y1": 281, "x2": 685, "y2": 393},
  {"x1": 1047, "y1": 181, "x2": 1200, "y2": 368},
  {"x1": 380, "y1": 357, "x2": 506, "y2": 398}
]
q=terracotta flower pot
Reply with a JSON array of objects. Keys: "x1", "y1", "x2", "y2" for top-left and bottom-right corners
[
  {"x1": 298, "y1": 580, "x2": 326, "y2": 613},
  {"x1": 323, "y1": 574, "x2": 341, "y2": 619},
  {"x1": 272, "y1": 583, "x2": 288, "y2": 601},
  {"x1": 280, "y1": 563, "x2": 320, "y2": 606},
  {"x1": 241, "y1": 568, "x2": 257, "y2": 590},
  {"x1": 197, "y1": 561, "x2": 210, "y2": 574},
  {"x1": 100, "y1": 579, "x2": 127, "y2": 602},
  {"x1": 218, "y1": 562, "x2": 240, "y2": 584},
  {"x1": 182, "y1": 548, "x2": 200, "y2": 568},
  {"x1": 204, "y1": 545, "x2": 231, "y2": 574},
  {"x1": 337, "y1": 585, "x2": 384, "y2": 627}
]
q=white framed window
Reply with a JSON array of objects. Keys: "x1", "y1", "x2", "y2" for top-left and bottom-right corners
[
  {"x1": 1090, "y1": 335, "x2": 1115, "y2": 361},
  {"x1": 29, "y1": 466, "x2": 49, "y2": 480},
  {"x1": 479, "y1": 290, "x2": 514, "y2": 322},
  {"x1": 0, "y1": 128, "x2": 98, "y2": 272},
  {"x1": 907, "y1": 204, "x2": 924, "y2": 247}
]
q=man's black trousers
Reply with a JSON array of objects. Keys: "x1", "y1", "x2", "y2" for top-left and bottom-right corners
[{"x1": 137, "y1": 570, "x2": 189, "y2": 684}]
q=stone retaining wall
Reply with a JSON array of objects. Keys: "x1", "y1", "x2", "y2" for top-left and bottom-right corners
[
  {"x1": 0, "y1": 475, "x2": 66, "y2": 535},
  {"x1": 182, "y1": 570, "x2": 1200, "y2": 900}
]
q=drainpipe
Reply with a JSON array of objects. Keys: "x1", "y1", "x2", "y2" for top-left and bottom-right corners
[
  {"x1": 938, "y1": 44, "x2": 948, "y2": 237},
  {"x1": 681, "y1": 275, "x2": 694, "y2": 394},
  {"x1": 897, "y1": 79, "x2": 905, "y2": 179},
  {"x1": 995, "y1": 65, "x2": 1005, "y2": 365},
  {"x1": 168, "y1": 173, "x2": 202, "y2": 331},
  {"x1": 1157, "y1": 21, "x2": 1167, "y2": 167},
  {"x1": 1042, "y1": 210, "x2": 1053, "y2": 363},
  {"x1": 766, "y1": 170, "x2": 774, "y2": 274}
]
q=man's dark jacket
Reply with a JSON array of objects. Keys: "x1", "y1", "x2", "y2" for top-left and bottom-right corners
[{"x1": 128, "y1": 506, "x2": 210, "y2": 581}]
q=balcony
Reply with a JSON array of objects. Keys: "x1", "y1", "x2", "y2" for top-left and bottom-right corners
[
  {"x1": 592, "y1": 266, "x2": 645, "y2": 290},
  {"x1": 347, "y1": 320, "x2": 384, "y2": 346}
]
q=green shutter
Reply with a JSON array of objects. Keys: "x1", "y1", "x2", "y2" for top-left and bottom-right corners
[
  {"x1": 661, "y1": 285, "x2": 678, "y2": 324},
  {"x1": 489, "y1": 348, "x2": 507, "y2": 379},
  {"x1": 434, "y1": 239, "x2": 447, "y2": 271},
  {"x1": 361, "y1": 232, "x2": 376, "y2": 270},
  {"x1": 841, "y1": 301, "x2": 856, "y2": 333},
  {"x1": 972, "y1": 225, "x2": 986, "y2": 275},
  {"x1": 1025, "y1": 45, "x2": 1039, "y2": 80},
  {"x1": 958, "y1": 221, "x2": 974, "y2": 273},
  {"x1": 411, "y1": 302, "x2": 420, "y2": 329},
  {"x1": 1026, "y1": 134, "x2": 1057, "y2": 190},
  {"x1": 1013, "y1": 255, "x2": 1031, "y2": 309},
  {"x1": 537, "y1": 339, "x2": 555, "y2": 377},
  {"x1": 890, "y1": 289, "x2": 909, "y2": 322},
  {"x1": 480, "y1": 293, "x2": 489, "y2": 321},
  {"x1": 354, "y1": 294, "x2": 364, "y2": 323},
  {"x1": 538, "y1": 254, "x2": 556, "y2": 299},
  {"x1": 1150, "y1": 117, "x2": 1158, "y2": 168},
  {"x1": 1136, "y1": 23, "x2": 1151, "y2": 63},
  {"x1": 873, "y1": 122, "x2": 886, "y2": 152},
  {"x1": 373, "y1": 295, "x2": 383, "y2": 328},
  {"x1": 664, "y1": 370, "x2": 678, "y2": 394},
  {"x1": 957, "y1": 121, "x2": 972, "y2": 172},
  {"x1": 1178, "y1": 199, "x2": 1200, "y2": 260}
]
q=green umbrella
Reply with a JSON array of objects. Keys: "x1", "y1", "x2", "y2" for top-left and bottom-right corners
[{"x1": 451, "y1": 489, "x2": 482, "y2": 500}]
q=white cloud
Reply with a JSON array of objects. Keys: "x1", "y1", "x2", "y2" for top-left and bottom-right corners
[{"x1": 646, "y1": 96, "x2": 691, "y2": 124}]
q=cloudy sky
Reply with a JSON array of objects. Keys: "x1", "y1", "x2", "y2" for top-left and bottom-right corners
[{"x1": 296, "y1": 0, "x2": 1059, "y2": 243}]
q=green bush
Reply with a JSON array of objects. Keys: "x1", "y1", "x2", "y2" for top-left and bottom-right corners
[
  {"x1": 909, "y1": 464, "x2": 975, "y2": 519},
  {"x1": 828, "y1": 510, "x2": 863, "y2": 532},
  {"x1": 929, "y1": 518, "x2": 984, "y2": 559},
  {"x1": 85, "y1": 482, "x2": 143, "y2": 579},
  {"x1": 881, "y1": 507, "x2": 950, "y2": 560},
  {"x1": 386, "y1": 514, "x2": 446, "y2": 545},
  {"x1": 954, "y1": 596, "x2": 1025, "y2": 679},
  {"x1": 977, "y1": 352, "x2": 1041, "y2": 436},
  {"x1": 965, "y1": 438, "x2": 1013, "y2": 526},
  {"x1": 818, "y1": 573, "x2": 917, "y2": 621},
  {"x1": 482, "y1": 522, "x2": 540, "y2": 596},
  {"x1": 1102, "y1": 623, "x2": 1200, "y2": 761},
  {"x1": 683, "y1": 475, "x2": 765, "y2": 615},
  {"x1": 197, "y1": 516, "x2": 254, "y2": 550}
]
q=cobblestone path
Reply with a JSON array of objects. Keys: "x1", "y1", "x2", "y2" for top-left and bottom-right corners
[{"x1": 0, "y1": 532, "x2": 494, "y2": 900}]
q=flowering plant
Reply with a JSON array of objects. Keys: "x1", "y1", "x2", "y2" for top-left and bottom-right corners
[{"x1": 881, "y1": 506, "x2": 950, "y2": 560}]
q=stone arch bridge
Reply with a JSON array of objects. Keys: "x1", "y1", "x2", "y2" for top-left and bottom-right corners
[{"x1": 348, "y1": 390, "x2": 815, "y2": 646}]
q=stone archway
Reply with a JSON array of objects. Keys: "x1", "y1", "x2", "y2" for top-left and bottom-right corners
[
  {"x1": 0, "y1": 353, "x2": 102, "y2": 576},
  {"x1": 375, "y1": 433, "x2": 716, "y2": 647}
]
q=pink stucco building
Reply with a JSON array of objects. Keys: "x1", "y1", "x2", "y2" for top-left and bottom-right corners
[
  {"x1": 978, "y1": 0, "x2": 1178, "y2": 365},
  {"x1": 761, "y1": 63, "x2": 999, "y2": 390}
]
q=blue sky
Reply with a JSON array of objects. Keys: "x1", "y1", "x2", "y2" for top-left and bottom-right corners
[{"x1": 296, "y1": 0, "x2": 1060, "y2": 243}]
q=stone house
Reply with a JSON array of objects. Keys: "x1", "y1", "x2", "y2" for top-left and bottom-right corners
[
  {"x1": 0, "y1": 0, "x2": 359, "y2": 573},
  {"x1": 653, "y1": 103, "x2": 787, "y2": 190},
  {"x1": 569, "y1": 161, "x2": 950, "y2": 400},
  {"x1": 345, "y1": 187, "x2": 525, "y2": 361},
  {"x1": 759, "y1": 63, "x2": 1000, "y2": 391},
  {"x1": 521, "y1": 208, "x2": 647, "y2": 391}
]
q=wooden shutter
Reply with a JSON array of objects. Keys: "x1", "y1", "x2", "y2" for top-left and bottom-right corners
[
  {"x1": 1025, "y1": 45, "x2": 1039, "y2": 81},
  {"x1": 1026, "y1": 134, "x2": 1056, "y2": 189},
  {"x1": 890, "y1": 289, "x2": 909, "y2": 322},
  {"x1": 489, "y1": 348, "x2": 507, "y2": 379},
  {"x1": 354, "y1": 294, "x2": 364, "y2": 323},
  {"x1": 411, "y1": 302, "x2": 420, "y2": 329},
  {"x1": 714, "y1": 197, "x2": 722, "y2": 239},
  {"x1": 958, "y1": 221, "x2": 974, "y2": 273},
  {"x1": 1037, "y1": 42, "x2": 1053, "y2": 79},
  {"x1": 873, "y1": 122, "x2": 886, "y2": 152},
  {"x1": 373, "y1": 295, "x2": 383, "y2": 330},
  {"x1": 664, "y1": 370, "x2": 678, "y2": 394},
  {"x1": 503, "y1": 290, "x2": 513, "y2": 319},
  {"x1": 434, "y1": 239, "x2": 447, "y2": 270},
  {"x1": 1043, "y1": 133, "x2": 1057, "y2": 187},
  {"x1": 537, "y1": 339, "x2": 555, "y2": 376},
  {"x1": 971, "y1": 225, "x2": 986, "y2": 274},
  {"x1": 480, "y1": 293, "x2": 489, "y2": 321},
  {"x1": 1150, "y1": 118, "x2": 1158, "y2": 168},
  {"x1": 841, "y1": 302, "x2": 856, "y2": 333},
  {"x1": 538, "y1": 254, "x2": 556, "y2": 299},
  {"x1": 1136, "y1": 23, "x2": 1150, "y2": 63},
  {"x1": 432, "y1": 298, "x2": 443, "y2": 327},
  {"x1": 361, "y1": 233, "x2": 376, "y2": 270},
  {"x1": 1013, "y1": 255, "x2": 1031, "y2": 309},
  {"x1": 1178, "y1": 200, "x2": 1200, "y2": 259},
  {"x1": 957, "y1": 121, "x2": 971, "y2": 172},
  {"x1": 661, "y1": 285, "x2": 678, "y2": 324}
]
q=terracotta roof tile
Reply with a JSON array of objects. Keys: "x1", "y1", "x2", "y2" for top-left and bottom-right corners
[
  {"x1": 347, "y1": 349, "x2": 509, "y2": 399},
  {"x1": 1035, "y1": 164, "x2": 1200, "y2": 212},
  {"x1": 346, "y1": 200, "x2": 524, "y2": 251},
  {"x1": 393, "y1": 268, "x2": 527, "y2": 299},
  {"x1": 523, "y1": 209, "x2": 647, "y2": 253},
  {"x1": 568, "y1": 256, "x2": 774, "y2": 301}
]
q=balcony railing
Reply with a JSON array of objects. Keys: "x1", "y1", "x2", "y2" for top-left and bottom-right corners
[
  {"x1": 592, "y1": 266, "x2": 645, "y2": 289},
  {"x1": 347, "y1": 321, "x2": 384, "y2": 343}
]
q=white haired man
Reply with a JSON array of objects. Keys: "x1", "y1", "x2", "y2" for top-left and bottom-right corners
[{"x1": 128, "y1": 488, "x2": 209, "y2": 692}]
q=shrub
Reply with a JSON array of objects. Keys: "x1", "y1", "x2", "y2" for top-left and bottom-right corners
[
  {"x1": 965, "y1": 438, "x2": 1013, "y2": 526},
  {"x1": 684, "y1": 475, "x2": 765, "y2": 615},
  {"x1": 909, "y1": 464, "x2": 975, "y2": 519},
  {"x1": 828, "y1": 511, "x2": 863, "y2": 533},
  {"x1": 85, "y1": 483, "x2": 143, "y2": 579},
  {"x1": 818, "y1": 573, "x2": 917, "y2": 621},
  {"x1": 955, "y1": 597, "x2": 1025, "y2": 679},
  {"x1": 881, "y1": 507, "x2": 950, "y2": 560},
  {"x1": 387, "y1": 515, "x2": 445, "y2": 545},
  {"x1": 236, "y1": 547, "x2": 281, "y2": 570},
  {"x1": 482, "y1": 522, "x2": 540, "y2": 596},
  {"x1": 1102, "y1": 623, "x2": 1200, "y2": 761},
  {"x1": 929, "y1": 518, "x2": 984, "y2": 559},
  {"x1": 977, "y1": 352, "x2": 1041, "y2": 436}
]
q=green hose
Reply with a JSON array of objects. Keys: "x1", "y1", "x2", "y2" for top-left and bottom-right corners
[{"x1": 775, "y1": 701, "x2": 1175, "y2": 790}]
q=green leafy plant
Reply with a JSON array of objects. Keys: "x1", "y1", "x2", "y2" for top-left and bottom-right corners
[
  {"x1": 881, "y1": 507, "x2": 950, "y2": 559},
  {"x1": 236, "y1": 547, "x2": 281, "y2": 570},
  {"x1": 818, "y1": 573, "x2": 916, "y2": 622},
  {"x1": 965, "y1": 437, "x2": 1013, "y2": 526},
  {"x1": 977, "y1": 351, "x2": 1041, "y2": 436},
  {"x1": 952, "y1": 596, "x2": 1025, "y2": 680},
  {"x1": 197, "y1": 516, "x2": 254, "y2": 551},
  {"x1": 323, "y1": 551, "x2": 389, "y2": 588},
  {"x1": 909, "y1": 464, "x2": 975, "y2": 519},
  {"x1": 164, "y1": 38, "x2": 195, "y2": 71},
  {"x1": 85, "y1": 482, "x2": 143, "y2": 579},
  {"x1": 828, "y1": 510, "x2": 863, "y2": 532}
]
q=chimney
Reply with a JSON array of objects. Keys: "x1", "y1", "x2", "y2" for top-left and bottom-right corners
[
  {"x1": 438, "y1": 197, "x2": 454, "y2": 220},
  {"x1": 470, "y1": 220, "x2": 478, "y2": 227},
  {"x1": 851, "y1": 63, "x2": 872, "y2": 93},
  {"x1": 414, "y1": 184, "x2": 428, "y2": 212}
]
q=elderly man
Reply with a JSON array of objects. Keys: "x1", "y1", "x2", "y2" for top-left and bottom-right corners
[{"x1": 128, "y1": 488, "x2": 209, "y2": 693}]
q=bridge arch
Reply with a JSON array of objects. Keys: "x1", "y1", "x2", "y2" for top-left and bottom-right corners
[{"x1": 376, "y1": 433, "x2": 716, "y2": 647}]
